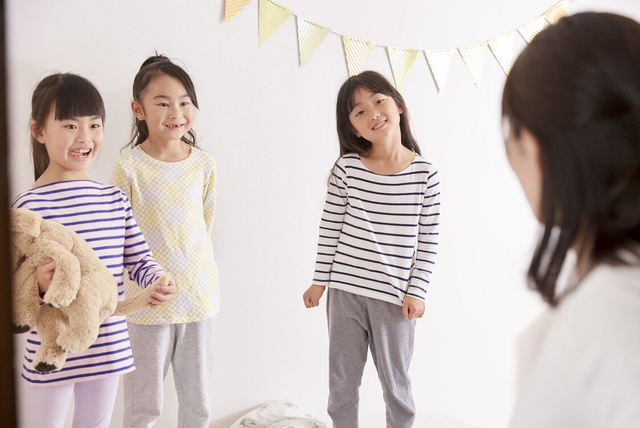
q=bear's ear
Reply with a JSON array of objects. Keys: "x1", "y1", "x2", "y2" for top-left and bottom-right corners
[{"x1": 10, "y1": 208, "x2": 42, "y2": 238}]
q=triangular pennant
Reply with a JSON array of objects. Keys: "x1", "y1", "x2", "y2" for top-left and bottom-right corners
[
  {"x1": 544, "y1": 0, "x2": 569, "y2": 25},
  {"x1": 225, "y1": 0, "x2": 252, "y2": 23},
  {"x1": 258, "y1": 0, "x2": 293, "y2": 46},
  {"x1": 489, "y1": 32, "x2": 517, "y2": 75},
  {"x1": 297, "y1": 16, "x2": 330, "y2": 67},
  {"x1": 343, "y1": 36, "x2": 376, "y2": 76},
  {"x1": 518, "y1": 16, "x2": 547, "y2": 43},
  {"x1": 458, "y1": 42, "x2": 488, "y2": 88},
  {"x1": 387, "y1": 47, "x2": 419, "y2": 90},
  {"x1": 424, "y1": 49, "x2": 455, "y2": 93}
]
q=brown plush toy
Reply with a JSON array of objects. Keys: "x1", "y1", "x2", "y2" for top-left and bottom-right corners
[{"x1": 10, "y1": 207, "x2": 171, "y2": 373}]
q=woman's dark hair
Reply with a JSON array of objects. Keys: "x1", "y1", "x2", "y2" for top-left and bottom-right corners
[
  {"x1": 336, "y1": 71, "x2": 421, "y2": 157},
  {"x1": 502, "y1": 12, "x2": 640, "y2": 306},
  {"x1": 125, "y1": 54, "x2": 199, "y2": 150},
  {"x1": 30, "y1": 73, "x2": 105, "y2": 181}
]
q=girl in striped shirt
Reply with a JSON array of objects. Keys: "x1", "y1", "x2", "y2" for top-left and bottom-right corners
[
  {"x1": 13, "y1": 73, "x2": 176, "y2": 427},
  {"x1": 303, "y1": 71, "x2": 440, "y2": 427}
]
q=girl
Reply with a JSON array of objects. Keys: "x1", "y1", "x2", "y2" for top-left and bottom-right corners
[
  {"x1": 303, "y1": 71, "x2": 441, "y2": 427},
  {"x1": 12, "y1": 73, "x2": 176, "y2": 427},
  {"x1": 109, "y1": 54, "x2": 219, "y2": 428},
  {"x1": 502, "y1": 12, "x2": 640, "y2": 427}
]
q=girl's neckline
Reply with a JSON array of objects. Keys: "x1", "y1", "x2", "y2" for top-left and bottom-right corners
[
  {"x1": 137, "y1": 144, "x2": 194, "y2": 164},
  {"x1": 30, "y1": 179, "x2": 98, "y2": 190},
  {"x1": 357, "y1": 152, "x2": 417, "y2": 176}
]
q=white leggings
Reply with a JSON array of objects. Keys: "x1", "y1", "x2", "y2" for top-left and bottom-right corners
[{"x1": 21, "y1": 375, "x2": 120, "y2": 428}]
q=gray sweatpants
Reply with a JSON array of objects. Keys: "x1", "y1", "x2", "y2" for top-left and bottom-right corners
[
  {"x1": 123, "y1": 318, "x2": 215, "y2": 428},
  {"x1": 327, "y1": 288, "x2": 416, "y2": 428}
]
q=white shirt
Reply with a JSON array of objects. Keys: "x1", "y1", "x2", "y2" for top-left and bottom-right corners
[{"x1": 510, "y1": 260, "x2": 640, "y2": 427}]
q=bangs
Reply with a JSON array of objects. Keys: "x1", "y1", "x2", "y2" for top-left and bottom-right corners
[
  {"x1": 54, "y1": 74, "x2": 105, "y2": 122},
  {"x1": 344, "y1": 75, "x2": 399, "y2": 114}
]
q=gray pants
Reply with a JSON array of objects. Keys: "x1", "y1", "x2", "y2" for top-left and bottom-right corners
[
  {"x1": 123, "y1": 318, "x2": 215, "y2": 428},
  {"x1": 327, "y1": 288, "x2": 416, "y2": 428}
]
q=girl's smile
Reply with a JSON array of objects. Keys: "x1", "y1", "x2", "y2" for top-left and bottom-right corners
[{"x1": 349, "y1": 88, "x2": 403, "y2": 146}]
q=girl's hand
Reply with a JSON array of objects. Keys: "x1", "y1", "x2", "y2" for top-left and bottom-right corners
[
  {"x1": 402, "y1": 296, "x2": 425, "y2": 320},
  {"x1": 303, "y1": 284, "x2": 326, "y2": 308},
  {"x1": 148, "y1": 277, "x2": 177, "y2": 308},
  {"x1": 36, "y1": 258, "x2": 56, "y2": 295}
]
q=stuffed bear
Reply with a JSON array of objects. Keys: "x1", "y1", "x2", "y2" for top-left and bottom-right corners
[{"x1": 10, "y1": 207, "x2": 171, "y2": 373}]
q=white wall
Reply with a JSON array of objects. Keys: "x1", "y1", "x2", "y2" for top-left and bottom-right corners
[{"x1": 7, "y1": 1, "x2": 640, "y2": 427}]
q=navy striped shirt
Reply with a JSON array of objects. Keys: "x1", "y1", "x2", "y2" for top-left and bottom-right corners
[
  {"x1": 313, "y1": 154, "x2": 440, "y2": 305},
  {"x1": 12, "y1": 180, "x2": 164, "y2": 385}
]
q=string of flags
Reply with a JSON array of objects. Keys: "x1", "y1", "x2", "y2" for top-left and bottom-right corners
[{"x1": 224, "y1": 0, "x2": 573, "y2": 92}]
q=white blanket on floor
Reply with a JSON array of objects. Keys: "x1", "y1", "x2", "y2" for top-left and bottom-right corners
[{"x1": 229, "y1": 400, "x2": 327, "y2": 428}]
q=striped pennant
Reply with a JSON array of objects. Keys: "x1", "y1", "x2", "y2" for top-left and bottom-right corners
[
  {"x1": 343, "y1": 36, "x2": 376, "y2": 77},
  {"x1": 424, "y1": 49, "x2": 455, "y2": 93},
  {"x1": 488, "y1": 32, "x2": 516, "y2": 75},
  {"x1": 297, "y1": 16, "x2": 330, "y2": 67},
  {"x1": 458, "y1": 42, "x2": 488, "y2": 88},
  {"x1": 387, "y1": 47, "x2": 419, "y2": 90},
  {"x1": 258, "y1": 0, "x2": 293, "y2": 46},
  {"x1": 544, "y1": 0, "x2": 569, "y2": 25},
  {"x1": 518, "y1": 16, "x2": 547, "y2": 43},
  {"x1": 225, "y1": 0, "x2": 252, "y2": 23}
]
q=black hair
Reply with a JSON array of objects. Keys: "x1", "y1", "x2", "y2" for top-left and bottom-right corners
[
  {"x1": 335, "y1": 71, "x2": 421, "y2": 157},
  {"x1": 30, "y1": 73, "x2": 105, "y2": 180},
  {"x1": 502, "y1": 12, "x2": 640, "y2": 305},
  {"x1": 125, "y1": 54, "x2": 199, "y2": 150}
]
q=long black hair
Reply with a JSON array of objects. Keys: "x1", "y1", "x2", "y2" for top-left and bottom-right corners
[
  {"x1": 502, "y1": 12, "x2": 640, "y2": 305},
  {"x1": 30, "y1": 73, "x2": 105, "y2": 180},
  {"x1": 125, "y1": 54, "x2": 199, "y2": 150},
  {"x1": 336, "y1": 71, "x2": 421, "y2": 157}
]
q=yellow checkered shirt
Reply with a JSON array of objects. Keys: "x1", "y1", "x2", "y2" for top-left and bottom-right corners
[{"x1": 109, "y1": 146, "x2": 220, "y2": 324}]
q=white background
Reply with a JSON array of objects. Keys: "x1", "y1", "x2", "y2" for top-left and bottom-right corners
[{"x1": 6, "y1": 1, "x2": 640, "y2": 427}]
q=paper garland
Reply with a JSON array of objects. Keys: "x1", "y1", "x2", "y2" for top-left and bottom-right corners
[
  {"x1": 225, "y1": 0, "x2": 252, "y2": 23},
  {"x1": 258, "y1": 0, "x2": 292, "y2": 47},
  {"x1": 226, "y1": 0, "x2": 574, "y2": 91},
  {"x1": 297, "y1": 17, "x2": 330, "y2": 66}
]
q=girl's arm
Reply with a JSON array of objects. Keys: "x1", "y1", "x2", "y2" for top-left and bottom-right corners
[
  {"x1": 203, "y1": 158, "x2": 217, "y2": 236},
  {"x1": 407, "y1": 166, "x2": 441, "y2": 301},
  {"x1": 311, "y1": 161, "x2": 348, "y2": 287}
]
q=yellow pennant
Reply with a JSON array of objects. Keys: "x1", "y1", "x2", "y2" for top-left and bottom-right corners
[
  {"x1": 343, "y1": 36, "x2": 376, "y2": 77},
  {"x1": 459, "y1": 42, "x2": 488, "y2": 88},
  {"x1": 518, "y1": 16, "x2": 547, "y2": 43},
  {"x1": 297, "y1": 16, "x2": 330, "y2": 67},
  {"x1": 387, "y1": 47, "x2": 419, "y2": 90},
  {"x1": 258, "y1": 0, "x2": 293, "y2": 46},
  {"x1": 424, "y1": 49, "x2": 455, "y2": 94},
  {"x1": 488, "y1": 32, "x2": 516, "y2": 75},
  {"x1": 544, "y1": 0, "x2": 569, "y2": 25},
  {"x1": 225, "y1": 0, "x2": 252, "y2": 23}
]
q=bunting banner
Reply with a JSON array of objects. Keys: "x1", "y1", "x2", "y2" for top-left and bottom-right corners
[
  {"x1": 343, "y1": 36, "x2": 376, "y2": 77},
  {"x1": 489, "y1": 32, "x2": 516, "y2": 75},
  {"x1": 459, "y1": 42, "x2": 488, "y2": 88},
  {"x1": 518, "y1": 16, "x2": 547, "y2": 43},
  {"x1": 225, "y1": 0, "x2": 574, "y2": 91},
  {"x1": 258, "y1": 0, "x2": 293, "y2": 46},
  {"x1": 387, "y1": 47, "x2": 419, "y2": 90},
  {"x1": 297, "y1": 17, "x2": 330, "y2": 67},
  {"x1": 544, "y1": 0, "x2": 569, "y2": 24},
  {"x1": 424, "y1": 49, "x2": 455, "y2": 93},
  {"x1": 225, "y1": 0, "x2": 252, "y2": 23}
]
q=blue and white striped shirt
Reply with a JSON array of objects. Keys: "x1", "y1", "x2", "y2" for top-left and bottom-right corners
[
  {"x1": 313, "y1": 153, "x2": 440, "y2": 306},
  {"x1": 12, "y1": 180, "x2": 164, "y2": 385}
]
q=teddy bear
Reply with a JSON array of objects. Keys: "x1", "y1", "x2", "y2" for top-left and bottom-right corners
[{"x1": 10, "y1": 207, "x2": 171, "y2": 373}]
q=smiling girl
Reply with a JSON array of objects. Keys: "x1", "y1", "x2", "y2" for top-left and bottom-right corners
[
  {"x1": 303, "y1": 71, "x2": 441, "y2": 427},
  {"x1": 13, "y1": 73, "x2": 176, "y2": 428},
  {"x1": 109, "y1": 54, "x2": 219, "y2": 428}
]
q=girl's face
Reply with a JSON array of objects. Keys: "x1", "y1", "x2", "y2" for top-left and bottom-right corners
[
  {"x1": 504, "y1": 120, "x2": 543, "y2": 221},
  {"x1": 132, "y1": 73, "x2": 195, "y2": 145},
  {"x1": 349, "y1": 88, "x2": 403, "y2": 146},
  {"x1": 32, "y1": 109, "x2": 103, "y2": 179}
]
